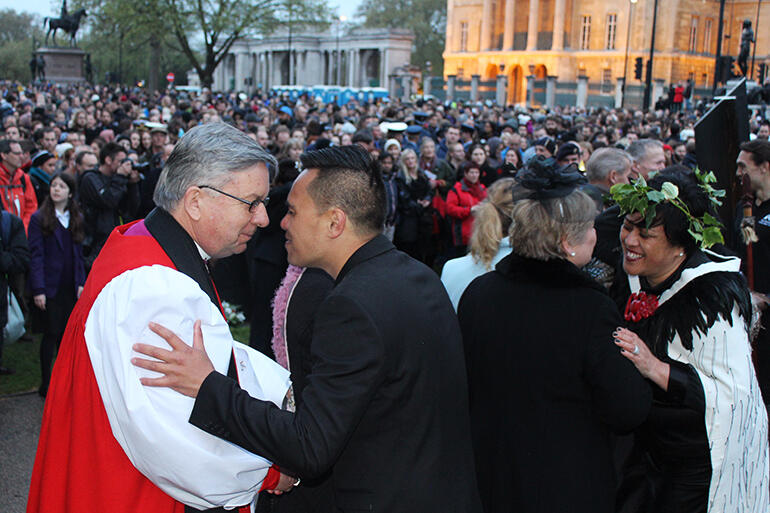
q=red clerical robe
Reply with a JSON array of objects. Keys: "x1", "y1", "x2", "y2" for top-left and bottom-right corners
[{"x1": 27, "y1": 220, "x2": 285, "y2": 513}]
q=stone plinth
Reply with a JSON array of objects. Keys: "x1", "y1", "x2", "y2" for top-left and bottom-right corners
[{"x1": 36, "y1": 47, "x2": 86, "y2": 84}]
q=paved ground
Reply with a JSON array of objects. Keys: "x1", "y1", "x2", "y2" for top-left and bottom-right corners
[{"x1": 0, "y1": 392, "x2": 44, "y2": 513}]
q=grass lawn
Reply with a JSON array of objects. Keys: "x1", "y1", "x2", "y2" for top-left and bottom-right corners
[
  {"x1": 0, "y1": 336, "x2": 42, "y2": 395},
  {"x1": 0, "y1": 323, "x2": 251, "y2": 396}
]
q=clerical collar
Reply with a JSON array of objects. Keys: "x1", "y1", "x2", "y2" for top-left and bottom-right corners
[{"x1": 194, "y1": 241, "x2": 210, "y2": 262}]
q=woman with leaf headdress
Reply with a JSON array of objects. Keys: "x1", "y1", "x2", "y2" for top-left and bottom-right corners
[{"x1": 610, "y1": 169, "x2": 769, "y2": 512}]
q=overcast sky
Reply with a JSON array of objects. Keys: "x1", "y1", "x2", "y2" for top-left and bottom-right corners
[{"x1": 3, "y1": 0, "x2": 363, "y2": 23}]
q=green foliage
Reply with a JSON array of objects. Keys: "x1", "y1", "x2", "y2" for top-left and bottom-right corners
[
  {"x1": 0, "y1": 9, "x2": 45, "y2": 82},
  {"x1": 73, "y1": 0, "x2": 330, "y2": 90},
  {"x1": 609, "y1": 169, "x2": 726, "y2": 249},
  {"x1": 356, "y1": 0, "x2": 445, "y2": 75}
]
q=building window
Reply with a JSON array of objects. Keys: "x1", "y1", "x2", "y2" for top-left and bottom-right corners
[
  {"x1": 704, "y1": 19, "x2": 712, "y2": 54},
  {"x1": 460, "y1": 22, "x2": 468, "y2": 52},
  {"x1": 605, "y1": 13, "x2": 617, "y2": 50},
  {"x1": 601, "y1": 68, "x2": 613, "y2": 93},
  {"x1": 689, "y1": 17, "x2": 698, "y2": 52},
  {"x1": 580, "y1": 15, "x2": 591, "y2": 50}
]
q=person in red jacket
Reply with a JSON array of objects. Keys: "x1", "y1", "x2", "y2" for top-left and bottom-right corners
[
  {"x1": 0, "y1": 139, "x2": 38, "y2": 231},
  {"x1": 446, "y1": 162, "x2": 487, "y2": 257}
]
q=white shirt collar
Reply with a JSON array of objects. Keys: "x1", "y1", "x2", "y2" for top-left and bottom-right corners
[
  {"x1": 194, "y1": 241, "x2": 210, "y2": 262},
  {"x1": 55, "y1": 208, "x2": 70, "y2": 228}
]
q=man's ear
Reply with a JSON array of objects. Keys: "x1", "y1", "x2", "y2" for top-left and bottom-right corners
[
  {"x1": 608, "y1": 169, "x2": 619, "y2": 185},
  {"x1": 183, "y1": 186, "x2": 203, "y2": 221},
  {"x1": 327, "y1": 207, "x2": 347, "y2": 239}
]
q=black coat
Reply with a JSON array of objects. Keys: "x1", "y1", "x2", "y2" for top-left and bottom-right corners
[
  {"x1": 0, "y1": 211, "x2": 29, "y2": 327},
  {"x1": 190, "y1": 235, "x2": 482, "y2": 513},
  {"x1": 458, "y1": 254, "x2": 652, "y2": 513},
  {"x1": 79, "y1": 170, "x2": 140, "y2": 259},
  {"x1": 246, "y1": 182, "x2": 291, "y2": 355},
  {"x1": 394, "y1": 172, "x2": 432, "y2": 244}
]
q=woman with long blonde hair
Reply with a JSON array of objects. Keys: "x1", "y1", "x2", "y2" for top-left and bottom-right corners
[{"x1": 441, "y1": 178, "x2": 514, "y2": 310}]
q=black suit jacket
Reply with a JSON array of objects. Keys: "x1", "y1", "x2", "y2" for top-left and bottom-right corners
[{"x1": 191, "y1": 235, "x2": 481, "y2": 513}]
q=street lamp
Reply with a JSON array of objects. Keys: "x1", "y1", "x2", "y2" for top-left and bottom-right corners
[
  {"x1": 336, "y1": 15, "x2": 347, "y2": 85},
  {"x1": 642, "y1": 0, "x2": 659, "y2": 110},
  {"x1": 621, "y1": 0, "x2": 638, "y2": 108},
  {"x1": 751, "y1": 0, "x2": 763, "y2": 80}
]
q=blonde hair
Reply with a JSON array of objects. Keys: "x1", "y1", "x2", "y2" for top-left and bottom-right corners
[
  {"x1": 510, "y1": 189, "x2": 596, "y2": 261},
  {"x1": 398, "y1": 149, "x2": 420, "y2": 183},
  {"x1": 469, "y1": 178, "x2": 515, "y2": 269}
]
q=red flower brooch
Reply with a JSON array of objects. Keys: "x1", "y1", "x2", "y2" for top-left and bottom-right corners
[{"x1": 624, "y1": 291, "x2": 659, "y2": 322}]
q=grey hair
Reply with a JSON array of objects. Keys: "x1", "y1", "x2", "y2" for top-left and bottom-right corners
[
  {"x1": 153, "y1": 123, "x2": 276, "y2": 210},
  {"x1": 585, "y1": 147, "x2": 632, "y2": 182},
  {"x1": 626, "y1": 139, "x2": 663, "y2": 163},
  {"x1": 510, "y1": 190, "x2": 597, "y2": 261}
]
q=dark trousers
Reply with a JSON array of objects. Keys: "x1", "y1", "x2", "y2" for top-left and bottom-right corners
[{"x1": 38, "y1": 285, "x2": 76, "y2": 395}]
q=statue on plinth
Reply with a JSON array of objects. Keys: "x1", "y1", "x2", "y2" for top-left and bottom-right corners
[
  {"x1": 44, "y1": 0, "x2": 87, "y2": 47},
  {"x1": 738, "y1": 19, "x2": 755, "y2": 77}
]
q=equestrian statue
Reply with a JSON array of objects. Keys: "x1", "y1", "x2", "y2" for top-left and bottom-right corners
[{"x1": 44, "y1": 0, "x2": 87, "y2": 47}]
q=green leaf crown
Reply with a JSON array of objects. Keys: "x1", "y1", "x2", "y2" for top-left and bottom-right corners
[{"x1": 608, "y1": 169, "x2": 727, "y2": 249}]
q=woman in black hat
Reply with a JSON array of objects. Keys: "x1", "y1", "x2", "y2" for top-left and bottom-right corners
[
  {"x1": 29, "y1": 150, "x2": 58, "y2": 206},
  {"x1": 458, "y1": 156, "x2": 651, "y2": 513}
]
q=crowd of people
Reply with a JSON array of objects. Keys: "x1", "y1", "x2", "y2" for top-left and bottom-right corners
[{"x1": 0, "y1": 78, "x2": 769, "y2": 512}]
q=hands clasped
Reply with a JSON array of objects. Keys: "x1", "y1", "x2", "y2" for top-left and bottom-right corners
[{"x1": 132, "y1": 320, "x2": 215, "y2": 398}]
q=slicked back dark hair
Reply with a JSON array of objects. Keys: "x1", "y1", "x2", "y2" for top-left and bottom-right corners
[
  {"x1": 740, "y1": 139, "x2": 770, "y2": 166},
  {"x1": 300, "y1": 145, "x2": 385, "y2": 235}
]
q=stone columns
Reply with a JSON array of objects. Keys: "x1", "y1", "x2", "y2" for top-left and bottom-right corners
[
  {"x1": 545, "y1": 75, "x2": 557, "y2": 106},
  {"x1": 526, "y1": 74, "x2": 536, "y2": 107},
  {"x1": 552, "y1": 0, "x2": 566, "y2": 50},
  {"x1": 480, "y1": 0, "x2": 493, "y2": 51},
  {"x1": 389, "y1": 74, "x2": 398, "y2": 97},
  {"x1": 447, "y1": 74, "x2": 456, "y2": 102},
  {"x1": 526, "y1": 0, "x2": 539, "y2": 51},
  {"x1": 381, "y1": 49, "x2": 389, "y2": 89},
  {"x1": 401, "y1": 74, "x2": 411, "y2": 101},
  {"x1": 653, "y1": 78, "x2": 665, "y2": 106},
  {"x1": 615, "y1": 77, "x2": 625, "y2": 108},
  {"x1": 496, "y1": 74, "x2": 508, "y2": 106},
  {"x1": 503, "y1": 0, "x2": 515, "y2": 50},
  {"x1": 471, "y1": 74, "x2": 480, "y2": 102},
  {"x1": 352, "y1": 50, "x2": 360, "y2": 87},
  {"x1": 234, "y1": 52, "x2": 245, "y2": 91},
  {"x1": 267, "y1": 51, "x2": 273, "y2": 90},
  {"x1": 576, "y1": 75, "x2": 588, "y2": 108}
]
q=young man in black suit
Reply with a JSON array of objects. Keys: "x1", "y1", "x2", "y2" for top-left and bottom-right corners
[{"x1": 133, "y1": 145, "x2": 482, "y2": 513}]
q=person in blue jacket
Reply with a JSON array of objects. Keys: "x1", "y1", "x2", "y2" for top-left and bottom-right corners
[{"x1": 29, "y1": 172, "x2": 86, "y2": 397}]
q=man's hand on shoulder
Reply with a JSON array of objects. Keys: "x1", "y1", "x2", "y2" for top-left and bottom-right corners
[{"x1": 132, "y1": 320, "x2": 215, "y2": 397}]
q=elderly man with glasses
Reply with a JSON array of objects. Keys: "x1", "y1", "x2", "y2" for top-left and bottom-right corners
[{"x1": 28, "y1": 123, "x2": 294, "y2": 513}]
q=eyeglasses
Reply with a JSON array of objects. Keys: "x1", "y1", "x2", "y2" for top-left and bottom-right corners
[{"x1": 198, "y1": 185, "x2": 269, "y2": 213}]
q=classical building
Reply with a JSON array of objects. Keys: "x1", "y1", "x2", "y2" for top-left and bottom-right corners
[
  {"x1": 209, "y1": 27, "x2": 414, "y2": 94},
  {"x1": 443, "y1": 0, "x2": 770, "y2": 106}
]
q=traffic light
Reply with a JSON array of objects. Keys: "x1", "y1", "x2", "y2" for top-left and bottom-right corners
[
  {"x1": 634, "y1": 57, "x2": 643, "y2": 80},
  {"x1": 758, "y1": 63, "x2": 767, "y2": 83}
]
